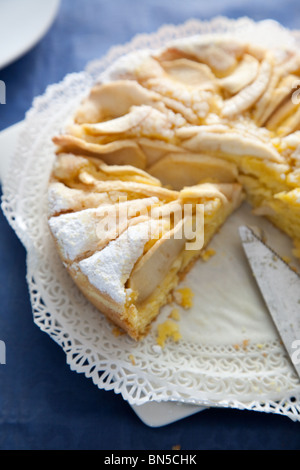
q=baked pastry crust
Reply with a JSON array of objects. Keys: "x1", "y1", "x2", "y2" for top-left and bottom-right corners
[{"x1": 48, "y1": 34, "x2": 300, "y2": 340}]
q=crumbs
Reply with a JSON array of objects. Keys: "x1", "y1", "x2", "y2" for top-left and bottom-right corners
[
  {"x1": 233, "y1": 339, "x2": 250, "y2": 351},
  {"x1": 155, "y1": 288, "x2": 194, "y2": 348},
  {"x1": 173, "y1": 287, "x2": 194, "y2": 309},
  {"x1": 168, "y1": 308, "x2": 181, "y2": 321},
  {"x1": 156, "y1": 319, "x2": 182, "y2": 349},
  {"x1": 233, "y1": 340, "x2": 268, "y2": 357},
  {"x1": 129, "y1": 354, "x2": 136, "y2": 366},
  {"x1": 200, "y1": 248, "x2": 216, "y2": 262},
  {"x1": 112, "y1": 326, "x2": 125, "y2": 337}
]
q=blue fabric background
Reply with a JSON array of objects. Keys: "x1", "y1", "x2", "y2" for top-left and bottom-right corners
[{"x1": 0, "y1": 0, "x2": 300, "y2": 450}]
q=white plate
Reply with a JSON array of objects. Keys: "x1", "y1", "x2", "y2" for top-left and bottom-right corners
[
  {"x1": 0, "y1": 121, "x2": 206, "y2": 427},
  {"x1": 0, "y1": 0, "x2": 60, "y2": 70}
]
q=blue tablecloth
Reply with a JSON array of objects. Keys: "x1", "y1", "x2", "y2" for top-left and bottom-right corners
[{"x1": 1, "y1": 0, "x2": 300, "y2": 450}]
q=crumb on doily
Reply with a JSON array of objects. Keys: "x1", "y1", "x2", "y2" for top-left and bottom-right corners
[
  {"x1": 112, "y1": 326, "x2": 125, "y2": 337},
  {"x1": 129, "y1": 354, "x2": 136, "y2": 366},
  {"x1": 168, "y1": 308, "x2": 180, "y2": 321},
  {"x1": 156, "y1": 320, "x2": 182, "y2": 349},
  {"x1": 233, "y1": 339, "x2": 250, "y2": 351},
  {"x1": 200, "y1": 248, "x2": 216, "y2": 262},
  {"x1": 173, "y1": 287, "x2": 194, "y2": 309}
]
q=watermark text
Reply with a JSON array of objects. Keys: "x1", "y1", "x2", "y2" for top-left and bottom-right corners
[
  {"x1": 291, "y1": 80, "x2": 300, "y2": 105},
  {"x1": 0, "y1": 80, "x2": 6, "y2": 104},
  {"x1": 291, "y1": 339, "x2": 300, "y2": 366},
  {"x1": 0, "y1": 340, "x2": 6, "y2": 365},
  {"x1": 94, "y1": 198, "x2": 205, "y2": 251}
]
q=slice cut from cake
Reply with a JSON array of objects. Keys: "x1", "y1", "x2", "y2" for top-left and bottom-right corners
[
  {"x1": 48, "y1": 157, "x2": 243, "y2": 339},
  {"x1": 48, "y1": 33, "x2": 300, "y2": 340}
]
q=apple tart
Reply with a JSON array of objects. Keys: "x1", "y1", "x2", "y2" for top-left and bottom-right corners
[{"x1": 48, "y1": 34, "x2": 300, "y2": 340}]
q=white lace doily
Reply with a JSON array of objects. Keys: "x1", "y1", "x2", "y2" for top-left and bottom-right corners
[{"x1": 2, "y1": 16, "x2": 300, "y2": 422}]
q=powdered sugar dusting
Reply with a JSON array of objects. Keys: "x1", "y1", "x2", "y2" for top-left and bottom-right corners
[
  {"x1": 49, "y1": 208, "x2": 101, "y2": 261},
  {"x1": 49, "y1": 196, "x2": 160, "y2": 261},
  {"x1": 77, "y1": 220, "x2": 158, "y2": 305}
]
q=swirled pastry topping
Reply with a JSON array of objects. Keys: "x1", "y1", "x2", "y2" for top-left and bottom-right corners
[{"x1": 48, "y1": 34, "x2": 300, "y2": 340}]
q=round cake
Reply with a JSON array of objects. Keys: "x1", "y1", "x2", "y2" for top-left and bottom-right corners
[{"x1": 47, "y1": 34, "x2": 300, "y2": 340}]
